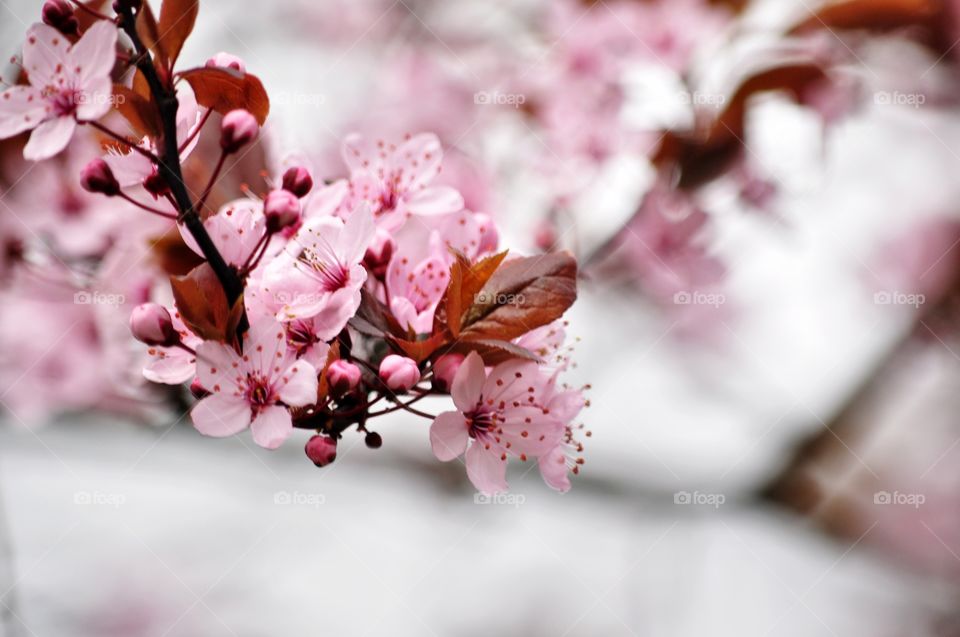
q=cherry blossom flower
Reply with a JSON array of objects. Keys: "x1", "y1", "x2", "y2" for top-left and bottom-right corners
[
  {"x1": 260, "y1": 207, "x2": 375, "y2": 326},
  {"x1": 312, "y1": 134, "x2": 464, "y2": 230},
  {"x1": 386, "y1": 248, "x2": 449, "y2": 334},
  {"x1": 191, "y1": 319, "x2": 318, "y2": 449},
  {"x1": 180, "y1": 198, "x2": 267, "y2": 268},
  {"x1": 429, "y1": 352, "x2": 564, "y2": 494},
  {"x1": 0, "y1": 21, "x2": 117, "y2": 160}
]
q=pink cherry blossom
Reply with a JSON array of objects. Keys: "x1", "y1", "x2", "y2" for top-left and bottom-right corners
[
  {"x1": 0, "y1": 21, "x2": 117, "y2": 160},
  {"x1": 429, "y1": 352, "x2": 564, "y2": 494},
  {"x1": 328, "y1": 133, "x2": 464, "y2": 229},
  {"x1": 180, "y1": 198, "x2": 266, "y2": 268},
  {"x1": 261, "y1": 207, "x2": 374, "y2": 325},
  {"x1": 191, "y1": 319, "x2": 318, "y2": 449},
  {"x1": 386, "y1": 248, "x2": 449, "y2": 334}
]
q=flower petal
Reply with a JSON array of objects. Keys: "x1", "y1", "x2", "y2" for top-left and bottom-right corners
[
  {"x1": 195, "y1": 340, "x2": 241, "y2": 392},
  {"x1": 22, "y1": 24, "x2": 69, "y2": 86},
  {"x1": 392, "y1": 133, "x2": 443, "y2": 191},
  {"x1": 405, "y1": 186, "x2": 464, "y2": 216},
  {"x1": 250, "y1": 405, "x2": 293, "y2": 449},
  {"x1": 69, "y1": 20, "x2": 118, "y2": 86},
  {"x1": 276, "y1": 360, "x2": 318, "y2": 407},
  {"x1": 451, "y1": 351, "x2": 485, "y2": 412},
  {"x1": 538, "y1": 446, "x2": 571, "y2": 493},
  {"x1": 191, "y1": 392, "x2": 251, "y2": 438},
  {"x1": 465, "y1": 441, "x2": 508, "y2": 494},
  {"x1": 23, "y1": 116, "x2": 75, "y2": 161},
  {"x1": 76, "y1": 76, "x2": 112, "y2": 121},
  {"x1": 0, "y1": 86, "x2": 46, "y2": 138},
  {"x1": 430, "y1": 411, "x2": 469, "y2": 461}
]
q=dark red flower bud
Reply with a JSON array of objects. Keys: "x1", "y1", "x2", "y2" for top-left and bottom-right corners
[
  {"x1": 363, "y1": 228, "x2": 395, "y2": 279},
  {"x1": 42, "y1": 0, "x2": 79, "y2": 37},
  {"x1": 281, "y1": 166, "x2": 313, "y2": 198},
  {"x1": 80, "y1": 159, "x2": 120, "y2": 197},
  {"x1": 305, "y1": 435, "x2": 337, "y2": 467},
  {"x1": 364, "y1": 431, "x2": 382, "y2": 449}
]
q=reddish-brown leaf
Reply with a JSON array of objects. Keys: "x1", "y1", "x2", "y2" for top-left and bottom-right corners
[
  {"x1": 445, "y1": 250, "x2": 507, "y2": 337},
  {"x1": 157, "y1": 0, "x2": 198, "y2": 67},
  {"x1": 169, "y1": 262, "x2": 244, "y2": 345},
  {"x1": 388, "y1": 332, "x2": 447, "y2": 364},
  {"x1": 789, "y1": 0, "x2": 938, "y2": 34},
  {"x1": 349, "y1": 288, "x2": 405, "y2": 339},
  {"x1": 315, "y1": 341, "x2": 340, "y2": 404},
  {"x1": 653, "y1": 63, "x2": 827, "y2": 189},
  {"x1": 136, "y1": 1, "x2": 167, "y2": 69},
  {"x1": 460, "y1": 252, "x2": 578, "y2": 342},
  {"x1": 149, "y1": 229, "x2": 204, "y2": 276},
  {"x1": 112, "y1": 84, "x2": 162, "y2": 138},
  {"x1": 179, "y1": 67, "x2": 270, "y2": 125},
  {"x1": 447, "y1": 338, "x2": 541, "y2": 366}
]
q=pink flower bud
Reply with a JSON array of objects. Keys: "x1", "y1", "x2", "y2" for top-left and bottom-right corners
[
  {"x1": 143, "y1": 166, "x2": 169, "y2": 198},
  {"x1": 475, "y1": 213, "x2": 499, "y2": 254},
  {"x1": 264, "y1": 189, "x2": 301, "y2": 233},
  {"x1": 363, "y1": 228, "x2": 395, "y2": 279},
  {"x1": 305, "y1": 435, "x2": 337, "y2": 467},
  {"x1": 220, "y1": 109, "x2": 258, "y2": 154},
  {"x1": 534, "y1": 219, "x2": 558, "y2": 251},
  {"x1": 326, "y1": 360, "x2": 361, "y2": 396},
  {"x1": 281, "y1": 166, "x2": 313, "y2": 198},
  {"x1": 129, "y1": 303, "x2": 179, "y2": 347},
  {"x1": 378, "y1": 355, "x2": 420, "y2": 392},
  {"x1": 42, "y1": 0, "x2": 78, "y2": 36},
  {"x1": 205, "y1": 52, "x2": 246, "y2": 74},
  {"x1": 431, "y1": 353, "x2": 464, "y2": 392},
  {"x1": 80, "y1": 159, "x2": 119, "y2": 197}
]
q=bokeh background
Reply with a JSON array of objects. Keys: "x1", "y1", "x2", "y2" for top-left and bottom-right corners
[{"x1": 2, "y1": 0, "x2": 960, "y2": 634}]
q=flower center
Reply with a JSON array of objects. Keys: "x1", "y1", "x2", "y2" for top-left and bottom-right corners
[
  {"x1": 243, "y1": 374, "x2": 275, "y2": 409},
  {"x1": 47, "y1": 86, "x2": 81, "y2": 117}
]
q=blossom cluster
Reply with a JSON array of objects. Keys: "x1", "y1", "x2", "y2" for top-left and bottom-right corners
[{"x1": 0, "y1": 0, "x2": 589, "y2": 494}]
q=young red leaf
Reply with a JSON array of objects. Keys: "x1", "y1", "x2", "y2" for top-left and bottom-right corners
[
  {"x1": 169, "y1": 262, "x2": 244, "y2": 345},
  {"x1": 178, "y1": 67, "x2": 270, "y2": 125},
  {"x1": 348, "y1": 288, "x2": 405, "y2": 339},
  {"x1": 112, "y1": 84, "x2": 162, "y2": 138},
  {"x1": 444, "y1": 250, "x2": 507, "y2": 337},
  {"x1": 157, "y1": 0, "x2": 198, "y2": 68},
  {"x1": 460, "y1": 252, "x2": 577, "y2": 342},
  {"x1": 135, "y1": 1, "x2": 167, "y2": 70},
  {"x1": 388, "y1": 332, "x2": 447, "y2": 364},
  {"x1": 447, "y1": 338, "x2": 541, "y2": 366},
  {"x1": 789, "y1": 0, "x2": 938, "y2": 34}
]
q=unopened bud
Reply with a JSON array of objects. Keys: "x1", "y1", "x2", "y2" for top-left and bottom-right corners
[
  {"x1": 431, "y1": 353, "x2": 464, "y2": 393},
  {"x1": 205, "y1": 52, "x2": 246, "y2": 74},
  {"x1": 80, "y1": 159, "x2": 119, "y2": 197},
  {"x1": 378, "y1": 355, "x2": 420, "y2": 392},
  {"x1": 281, "y1": 166, "x2": 313, "y2": 198},
  {"x1": 41, "y1": 0, "x2": 79, "y2": 36},
  {"x1": 264, "y1": 189, "x2": 301, "y2": 233},
  {"x1": 219, "y1": 109, "x2": 258, "y2": 154},
  {"x1": 364, "y1": 431, "x2": 382, "y2": 449},
  {"x1": 190, "y1": 378, "x2": 210, "y2": 400},
  {"x1": 326, "y1": 360, "x2": 361, "y2": 397},
  {"x1": 129, "y1": 303, "x2": 179, "y2": 347},
  {"x1": 363, "y1": 228, "x2": 395, "y2": 279},
  {"x1": 305, "y1": 435, "x2": 337, "y2": 467}
]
